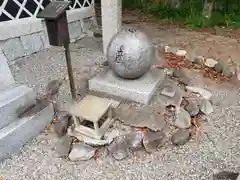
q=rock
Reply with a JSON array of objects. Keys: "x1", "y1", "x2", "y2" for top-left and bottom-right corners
[
  {"x1": 205, "y1": 58, "x2": 218, "y2": 68},
  {"x1": 176, "y1": 49, "x2": 187, "y2": 57},
  {"x1": 175, "y1": 107, "x2": 191, "y2": 129},
  {"x1": 173, "y1": 68, "x2": 191, "y2": 85},
  {"x1": 165, "y1": 46, "x2": 177, "y2": 53},
  {"x1": 200, "y1": 99, "x2": 213, "y2": 115},
  {"x1": 171, "y1": 129, "x2": 190, "y2": 146},
  {"x1": 143, "y1": 131, "x2": 166, "y2": 153},
  {"x1": 199, "y1": 114, "x2": 210, "y2": 122},
  {"x1": 184, "y1": 102, "x2": 199, "y2": 117},
  {"x1": 46, "y1": 80, "x2": 63, "y2": 99},
  {"x1": 116, "y1": 106, "x2": 166, "y2": 131},
  {"x1": 236, "y1": 66, "x2": 240, "y2": 81},
  {"x1": 69, "y1": 143, "x2": 96, "y2": 161},
  {"x1": 139, "y1": 113, "x2": 166, "y2": 131},
  {"x1": 160, "y1": 85, "x2": 176, "y2": 97},
  {"x1": 56, "y1": 135, "x2": 73, "y2": 158},
  {"x1": 125, "y1": 131, "x2": 144, "y2": 150},
  {"x1": 223, "y1": 66, "x2": 235, "y2": 78},
  {"x1": 186, "y1": 86, "x2": 212, "y2": 100},
  {"x1": 213, "y1": 171, "x2": 239, "y2": 180},
  {"x1": 214, "y1": 62, "x2": 224, "y2": 73},
  {"x1": 108, "y1": 137, "x2": 129, "y2": 160},
  {"x1": 159, "y1": 87, "x2": 183, "y2": 107},
  {"x1": 193, "y1": 56, "x2": 205, "y2": 65},
  {"x1": 164, "y1": 45, "x2": 170, "y2": 52},
  {"x1": 164, "y1": 68, "x2": 174, "y2": 76},
  {"x1": 53, "y1": 112, "x2": 70, "y2": 137},
  {"x1": 93, "y1": 31, "x2": 102, "y2": 38}
]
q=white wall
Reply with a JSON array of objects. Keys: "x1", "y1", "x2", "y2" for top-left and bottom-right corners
[{"x1": 0, "y1": 6, "x2": 97, "y2": 62}]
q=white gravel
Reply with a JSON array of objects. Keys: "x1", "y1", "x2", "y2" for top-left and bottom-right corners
[{"x1": 0, "y1": 37, "x2": 239, "y2": 180}]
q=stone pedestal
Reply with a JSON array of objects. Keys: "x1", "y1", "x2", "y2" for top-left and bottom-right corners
[
  {"x1": 89, "y1": 69, "x2": 165, "y2": 104},
  {"x1": 101, "y1": 0, "x2": 122, "y2": 55},
  {"x1": 0, "y1": 51, "x2": 15, "y2": 90},
  {"x1": 0, "y1": 49, "x2": 54, "y2": 162}
]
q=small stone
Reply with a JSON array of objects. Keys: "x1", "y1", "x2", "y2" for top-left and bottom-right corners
[
  {"x1": 159, "y1": 86, "x2": 183, "y2": 107},
  {"x1": 184, "y1": 102, "x2": 199, "y2": 117},
  {"x1": 53, "y1": 112, "x2": 70, "y2": 137},
  {"x1": 186, "y1": 86, "x2": 212, "y2": 100},
  {"x1": 193, "y1": 56, "x2": 205, "y2": 65},
  {"x1": 164, "y1": 45, "x2": 170, "y2": 52},
  {"x1": 69, "y1": 143, "x2": 96, "y2": 161},
  {"x1": 214, "y1": 62, "x2": 224, "y2": 73},
  {"x1": 125, "y1": 131, "x2": 144, "y2": 150},
  {"x1": 143, "y1": 131, "x2": 166, "y2": 153},
  {"x1": 235, "y1": 66, "x2": 240, "y2": 80},
  {"x1": 164, "y1": 68, "x2": 174, "y2": 76},
  {"x1": 165, "y1": 46, "x2": 177, "y2": 53},
  {"x1": 56, "y1": 135, "x2": 73, "y2": 157},
  {"x1": 46, "y1": 80, "x2": 63, "y2": 97},
  {"x1": 223, "y1": 66, "x2": 235, "y2": 78},
  {"x1": 176, "y1": 49, "x2": 187, "y2": 57},
  {"x1": 213, "y1": 171, "x2": 239, "y2": 180},
  {"x1": 161, "y1": 85, "x2": 176, "y2": 98},
  {"x1": 200, "y1": 99, "x2": 213, "y2": 115},
  {"x1": 171, "y1": 129, "x2": 190, "y2": 146},
  {"x1": 173, "y1": 68, "x2": 191, "y2": 85},
  {"x1": 108, "y1": 137, "x2": 129, "y2": 161},
  {"x1": 93, "y1": 32, "x2": 102, "y2": 38},
  {"x1": 205, "y1": 58, "x2": 218, "y2": 68},
  {"x1": 199, "y1": 114, "x2": 210, "y2": 122},
  {"x1": 175, "y1": 107, "x2": 191, "y2": 129}
]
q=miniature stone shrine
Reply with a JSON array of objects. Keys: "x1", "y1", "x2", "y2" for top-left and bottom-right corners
[{"x1": 69, "y1": 95, "x2": 115, "y2": 139}]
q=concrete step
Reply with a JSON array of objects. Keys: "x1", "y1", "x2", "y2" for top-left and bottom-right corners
[
  {"x1": 0, "y1": 103, "x2": 54, "y2": 162},
  {"x1": 0, "y1": 85, "x2": 36, "y2": 129}
]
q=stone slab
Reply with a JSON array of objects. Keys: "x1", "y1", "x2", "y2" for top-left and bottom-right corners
[
  {"x1": 0, "y1": 85, "x2": 36, "y2": 129},
  {"x1": 1, "y1": 37, "x2": 25, "y2": 61},
  {"x1": 0, "y1": 104, "x2": 54, "y2": 162},
  {"x1": 89, "y1": 69, "x2": 165, "y2": 104},
  {"x1": 68, "y1": 20, "x2": 83, "y2": 41},
  {"x1": 20, "y1": 32, "x2": 44, "y2": 55},
  {"x1": 0, "y1": 50, "x2": 15, "y2": 90}
]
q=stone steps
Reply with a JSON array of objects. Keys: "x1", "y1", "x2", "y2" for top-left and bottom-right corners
[
  {"x1": 0, "y1": 103, "x2": 54, "y2": 162},
  {"x1": 0, "y1": 85, "x2": 36, "y2": 129}
]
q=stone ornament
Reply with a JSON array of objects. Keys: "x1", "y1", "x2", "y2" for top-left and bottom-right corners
[{"x1": 107, "y1": 28, "x2": 154, "y2": 79}]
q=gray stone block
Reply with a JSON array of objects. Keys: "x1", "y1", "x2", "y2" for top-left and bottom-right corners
[
  {"x1": 0, "y1": 85, "x2": 36, "y2": 129},
  {"x1": 68, "y1": 21, "x2": 83, "y2": 41},
  {"x1": 82, "y1": 17, "x2": 95, "y2": 32},
  {"x1": 0, "y1": 104, "x2": 54, "y2": 162},
  {"x1": 40, "y1": 30, "x2": 50, "y2": 49},
  {"x1": 0, "y1": 38, "x2": 25, "y2": 61},
  {"x1": 20, "y1": 32, "x2": 44, "y2": 55},
  {"x1": 0, "y1": 50, "x2": 15, "y2": 90},
  {"x1": 89, "y1": 69, "x2": 165, "y2": 104}
]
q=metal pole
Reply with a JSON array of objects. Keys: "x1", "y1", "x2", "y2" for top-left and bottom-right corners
[{"x1": 64, "y1": 42, "x2": 77, "y2": 100}]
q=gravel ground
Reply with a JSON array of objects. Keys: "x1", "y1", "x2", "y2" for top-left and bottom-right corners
[{"x1": 0, "y1": 34, "x2": 240, "y2": 179}]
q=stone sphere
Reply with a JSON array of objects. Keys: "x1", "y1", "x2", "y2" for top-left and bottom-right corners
[{"x1": 107, "y1": 28, "x2": 153, "y2": 79}]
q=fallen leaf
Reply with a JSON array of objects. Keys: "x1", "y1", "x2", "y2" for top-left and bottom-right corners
[{"x1": 94, "y1": 149, "x2": 100, "y2": 161}]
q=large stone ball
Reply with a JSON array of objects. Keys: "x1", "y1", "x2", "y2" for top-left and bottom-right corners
[{"x1": 107, "y1": 28, "x2": 153, "y2": 79}]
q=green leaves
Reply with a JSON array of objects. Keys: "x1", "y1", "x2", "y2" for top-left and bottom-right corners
[{"x1": 122, "y1": 0, "x2": 240, "y2": 28}]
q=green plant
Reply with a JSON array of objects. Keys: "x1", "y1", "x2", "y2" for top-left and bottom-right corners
[{"x1": 122, "y1": 0, "x2": 240, "y2": 28}]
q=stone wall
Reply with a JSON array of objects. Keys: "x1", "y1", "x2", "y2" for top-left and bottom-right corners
[{"x1": 0, "y1": 7, "x2": 97, "y2": 62}]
